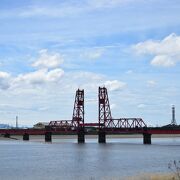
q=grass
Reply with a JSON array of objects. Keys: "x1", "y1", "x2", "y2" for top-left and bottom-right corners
[{"x1": 88, "y1": 174, "x2": 178, "y2": 180}]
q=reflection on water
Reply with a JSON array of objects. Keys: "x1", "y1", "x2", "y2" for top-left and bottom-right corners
[{"x1": 0, "y1": 137, "x2": 180, "y2": 180}]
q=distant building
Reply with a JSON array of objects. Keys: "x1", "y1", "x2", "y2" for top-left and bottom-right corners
[{"x1": 33, "y1": 122, "x2": 49, "y2": 129}]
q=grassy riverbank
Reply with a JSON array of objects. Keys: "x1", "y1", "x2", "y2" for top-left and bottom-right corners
[
  {"x1": 89, "y1": 174, "x2": 179, "y2": 180},
  {"x1": 126, "y1": 173, "x2": 176, "y2": 180},
  {"x1": 88, "y1": 174, "x2": 178, "y2": 180}
]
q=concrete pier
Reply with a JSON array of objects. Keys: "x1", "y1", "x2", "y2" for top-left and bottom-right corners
[
  {"x1": 23, "y1": 133, "x2": 29, "y2": 141},
  {"x1": 98, "y1": 130, "x2": 106, "y2": 143},
  {"x1": 78, "y1": 128, "x2": 85, "y2": 143},
  {"x1": 143, "y1": 133, "x2": 151, "y2": 144},
  {"x1": 4, "y1": 133, "x2": 10, "y2": 138},
  {"x1": 45, "y1": 132, "x2": 52, "y2": 142}
]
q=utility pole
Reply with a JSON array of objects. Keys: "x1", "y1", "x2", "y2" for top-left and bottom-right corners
[{"x1": 16, "y1": 116, "x2": 18, "y2": 129}]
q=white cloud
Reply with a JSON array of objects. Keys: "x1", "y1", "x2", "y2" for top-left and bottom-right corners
[
  {"x1": 71, "y1": 72, "x2": 104, "y2": 91},
  {"x1": 13, "y1": 68, "x2": 64, "y2": 87},
  {"x1": 0, "y1": 71, "x2": 11, "y2": 90},
  {"x1": 147, "y1": 80, "x2": 157, "y2": 87},
  {"x1": 0, "y1": 50, "x2": 65, "y2": 91},
  {"x1": 46, "y1": 68, "x2": 64, "y2": 82},
  {"x1": 0, "y1": 71, "x2": 11, "y2": 78},
  {"x1": 0, "y1": 0, "x2": 142, "y2": 18},
  {"x1": 38, "y1": 106, "x2": 49, "y2": 111},
  {"x1": 81, "y1": 49, "x2": 104, "y2": 60},
  {"x1": 151, "y1": 55, "x2": 175, "y2": 67},
  {"x1": 32, "y1": 49, "x2": 64, "y2": 69},
  {"x1": 125, "y1": 70, "x2": 133, "y2": 74},
  {"x1": 132, "y1": 33, "x2": 180, "y2": 67},
  {"x1": 104, "y1": 80, "x2": 126, "y2": 91},
  {"x1": 110, "y1": 103, "x2": 117, "y2": 110},
  {"x1": 88, "y1": 0, "x2": 138, "y2": 9},
  {"x1": 18, "y1": 5, "x2": 81, "y2": 18},
  {"x1": 71, "y1": 71, "x2": 103, "y2": 81},
  {"x1": 137, "y1": 104, "x2": 146, "y2": 109},
  {"x1": 64, "y1": 72, "x2": 127, "y2": 94}
]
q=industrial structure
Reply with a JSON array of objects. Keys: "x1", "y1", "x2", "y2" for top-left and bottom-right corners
[
  {"x1": 0, "y1": 87, "x2": 179, "y2": 144},
  {"x1": 171, "y1": 105, "x2": 177, "y2": 125}
]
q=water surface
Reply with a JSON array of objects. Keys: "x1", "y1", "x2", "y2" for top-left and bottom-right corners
[{"x1": 0, "y1": 136, "x2": 180, "y2": 180}]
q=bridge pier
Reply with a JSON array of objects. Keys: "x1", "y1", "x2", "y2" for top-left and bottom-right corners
[
  {"x1": 98, "y1": 130, "x2": 106, "y2": 143},
  {"x1": 4, "y1": 133, "x2": 10, "y2": 138},
  {"x1": 143, "y1": 133, "x2": 151, "y2": 144},
  {"x1": 45, "y1": 132, "x2": 52, "y2": 142},
  {"x1": 23, "y1": 133, "x2": 29, "y2": 141},
  {"x1": 78, "y1": 128, "x2": 85, "y2": 143}
]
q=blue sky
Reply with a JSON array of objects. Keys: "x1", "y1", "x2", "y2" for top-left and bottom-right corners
[{"x1": 0, "y1": 0, "x2": 180, "y2": 126}]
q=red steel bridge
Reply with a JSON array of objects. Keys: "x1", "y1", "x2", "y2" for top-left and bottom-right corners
[{"x1": 0, "y1": 87, "x2": 179, "y2": 143}]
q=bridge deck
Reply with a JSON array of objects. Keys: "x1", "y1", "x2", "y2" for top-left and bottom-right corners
[{"x1": 0, "y1": 128, "x2": 180, "y2": 135}]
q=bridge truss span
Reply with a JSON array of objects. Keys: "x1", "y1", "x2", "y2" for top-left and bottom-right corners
[
  {"x1": 48, "y1": 120, "x2": 73, "y2": 130},
  {"x1": 109, "y1": 118, "x2": 147, "y2": 129},
  {"x1": 98, "y1": 86, "x2": 147, "y2": 130}
]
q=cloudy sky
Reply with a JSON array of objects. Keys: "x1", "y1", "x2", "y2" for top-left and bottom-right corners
[{"x1": 0, "y1": 0, "x2": 180, "y2": 126}]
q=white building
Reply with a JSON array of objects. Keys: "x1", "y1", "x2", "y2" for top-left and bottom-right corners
[{"x1": 33, "y1": 122, "x2": 49, "y2": 129}]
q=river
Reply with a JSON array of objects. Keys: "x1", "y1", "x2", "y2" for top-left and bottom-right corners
[{"x1": 0, "y1": 135, "x2": 180, "y2": 180}]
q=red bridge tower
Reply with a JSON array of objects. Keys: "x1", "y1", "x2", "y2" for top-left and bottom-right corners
[{"x1": 72, "y1": 89, "x2": 84, "y2": 128}]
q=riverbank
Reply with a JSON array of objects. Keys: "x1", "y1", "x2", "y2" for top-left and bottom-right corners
[
  {"x1": 87, "y1": 173, "x2": 177, "y2": 180},
  {"x1": 126, "y1": 173, "x2": 177, "y2": 180}
]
